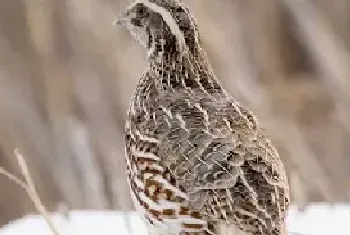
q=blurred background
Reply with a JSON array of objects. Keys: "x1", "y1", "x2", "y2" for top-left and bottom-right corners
[{"x1": 0, "y1": 0, "x2": 350, "y2": 228}]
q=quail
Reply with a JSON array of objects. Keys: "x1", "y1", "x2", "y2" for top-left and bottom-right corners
[{"x1": 114, "y1": 0, "x2": 290, "y2": 235}]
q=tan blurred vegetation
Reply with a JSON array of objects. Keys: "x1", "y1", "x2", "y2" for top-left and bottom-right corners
[{"x1": 0, "y1": 0, "x2": 350, "y2": 227}]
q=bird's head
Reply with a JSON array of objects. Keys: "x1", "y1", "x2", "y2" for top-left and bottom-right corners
[{"x1": 114, "y1": 0, "x2": 200, "y2": 55}]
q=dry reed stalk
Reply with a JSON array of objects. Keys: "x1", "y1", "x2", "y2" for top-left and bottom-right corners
[{"x1": 0, "y1": 149, "x2": 60, "y2": 235}]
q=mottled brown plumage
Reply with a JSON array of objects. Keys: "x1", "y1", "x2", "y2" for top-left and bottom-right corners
[{"x1": 114, "y1": 1, "x2": 290, "y2": 234}]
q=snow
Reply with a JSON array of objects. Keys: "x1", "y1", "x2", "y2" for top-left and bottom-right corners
[
  {"x1": 0, "y1": 204, "x2": 349, "y2": 235},
  {"x1": 287, "y1": 204, "x2": 350, "y2": 235}
]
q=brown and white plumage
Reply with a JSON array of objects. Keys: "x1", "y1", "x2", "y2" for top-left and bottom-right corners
[{"x1": 114, "y1": 1, "x2": 290, "y2": 235}]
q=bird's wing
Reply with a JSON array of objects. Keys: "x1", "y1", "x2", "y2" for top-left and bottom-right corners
[{"x1": 157, "y1": 93, "x2": 290, "y2": 234}]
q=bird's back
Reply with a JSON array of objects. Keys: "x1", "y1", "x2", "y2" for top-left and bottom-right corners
[{"x1": 125, "y1": 77, "x2": 290, "y2": 235}]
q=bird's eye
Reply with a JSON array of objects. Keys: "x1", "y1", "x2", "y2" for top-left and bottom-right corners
[
  {"x1": 176, "y1": 7, "x2": 184, "y2": 13},
  {"x1": 137, "y1": 7, "x2": 144, "y2": 14},
  {"x1": 136, "y1": 5, "x2": 146, "y2": 16}
]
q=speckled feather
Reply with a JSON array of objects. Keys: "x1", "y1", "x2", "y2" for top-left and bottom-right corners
[{"x1": 117, "y1": 1, "x2": 290, "y2": 235}]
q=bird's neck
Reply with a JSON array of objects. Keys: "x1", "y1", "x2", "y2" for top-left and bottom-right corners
[{"x1": 146, "y1": 35, "x2": 222, "y2": 94}]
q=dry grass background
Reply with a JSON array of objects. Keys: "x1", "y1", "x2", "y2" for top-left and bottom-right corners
[{"x1": 0, "y1": 0, "x2": 350, "y2": 227}]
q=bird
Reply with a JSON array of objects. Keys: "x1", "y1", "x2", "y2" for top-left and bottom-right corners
[{"x1": 114, "y1": 0, "x2": 290, "y2": 235}]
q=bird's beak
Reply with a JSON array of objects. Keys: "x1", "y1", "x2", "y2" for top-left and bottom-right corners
[{"x1": 113, "y1": 12, "x2": 128, "y2": 26}]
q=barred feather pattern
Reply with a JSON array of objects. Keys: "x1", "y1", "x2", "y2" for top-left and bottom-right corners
[{"x1": 120, "y1": 1, "x2": 290, "y2": 235}]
